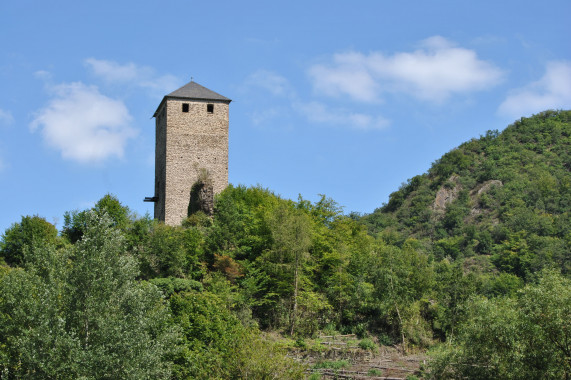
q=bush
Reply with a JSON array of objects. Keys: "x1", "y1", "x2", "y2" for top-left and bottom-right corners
[
  {"x1": 428, "y1": 270, "x2": 571, "y2": 379},
  {"x1": 294, "y1": 338, "x2": 307, "y2": 349},
  {"x1": 313, "y1": 360, "x2": 350, "y2": 370},
  {"x1": 359, "y1": 338, "x2": 377, "y2": 351},
  {"x1": 368, "y1": 368, "x2": 383, "y2": 376}
]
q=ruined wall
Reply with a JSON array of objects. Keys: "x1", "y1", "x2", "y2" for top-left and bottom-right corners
[
  {"x1": 161, "y1": 99, "x2": 229, "y2": 225},
  {"x1": 154, "y1": 105, "x2": 167, "y2": 222}
]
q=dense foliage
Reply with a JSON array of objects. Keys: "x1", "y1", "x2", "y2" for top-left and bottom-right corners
[
  {"x1": 363, "y1": 110, "x2": 570, "y2": 280},
  {"x1": 429, "y1": 270, "x2": 570, "y2": 379},
  {"x1": 0, "y1": 212, "x2": 177, "y2": 379},
  {"x1": 1, "y1": 110, "x2": 569, "y2": 378}
]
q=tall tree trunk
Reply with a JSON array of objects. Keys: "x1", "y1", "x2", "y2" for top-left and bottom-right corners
[
  {"x1": 394, "y1": 301, "x2": 406, "y2": 353},
  {"x1": 389, "y1": 274, "x2": 406, "y2": 353},
  {"x1": 290, "y1": 253, "x2": 299, "y2": 336}
]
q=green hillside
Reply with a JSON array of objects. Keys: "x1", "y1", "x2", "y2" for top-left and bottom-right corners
[{"x1": 364, "y1": 109, "x2": 570, "y2": 279}]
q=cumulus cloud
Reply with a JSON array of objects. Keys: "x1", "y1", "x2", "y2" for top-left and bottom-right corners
[
  {"x1": 308, "y1": 53, "x2": 380, "y2": 102},
  {"x1": 498, "y1": 61, "x2": 571, "y2": 117},
  {"x1": 85, "y1": 58, "x2": 179, "y2": 94},
  {"x1": 295, "y1": 101, "x2": 389, "y2": 130},
  {"x1": 308, "y1": 36, "x2": 504, "y2": 103},
  {"x1": 31, "y1": 82, "x2": 136, "y2": 163},
  {"x1": 0, "y1": 108, "x2": 14, "y2": 126}
]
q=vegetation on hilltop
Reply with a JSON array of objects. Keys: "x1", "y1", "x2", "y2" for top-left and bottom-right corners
[
  {"x1": 364, "y1": 109, "x2": 570, "y2": 279},
  {"x1": 0, "y1": 110, "x2": 569, "y2": 379}
]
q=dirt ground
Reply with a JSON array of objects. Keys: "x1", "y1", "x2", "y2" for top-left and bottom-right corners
[{"x1": 287, "y1": 335, "x2": 427, "y2": 379}]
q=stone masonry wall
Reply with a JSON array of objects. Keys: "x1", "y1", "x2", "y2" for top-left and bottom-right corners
[
  {"x1": 154, "y1": 105, "x2": 167, "y2": 222},
  {"x1": 162, "y1": 99, "x2": 229, "y2": 225}
]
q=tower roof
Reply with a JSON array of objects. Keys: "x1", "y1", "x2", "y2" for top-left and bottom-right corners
[
  {"x1": 167, "y1": 81, "x2": 231, "y2": 101},
  {"x1": 153, "y1": 81, "x2": 231, "y2": 117}
]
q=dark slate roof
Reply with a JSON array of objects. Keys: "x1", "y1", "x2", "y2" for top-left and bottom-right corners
[
  {"x1": 153, "y1": 81, "x2": 231, "y2": 117},
  {"x1": 167, "y1": 81, "x2": 230, "y2": 101}
]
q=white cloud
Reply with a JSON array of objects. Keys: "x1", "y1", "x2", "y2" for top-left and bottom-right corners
[
  {"x1": 31, "y1": 82, "x2": 136, "y2": 163},
  {"x1": 0, "y1": 108, "x2": 14, "y2": 125},
  {"x1": 85, "y1": 58, "x2": 179, "y2": 94},
  {"x1": 244, "y1": 70, "x2": 293, "y2": 97},
  {"x1": 308, "y1": 36, "x2": 504, "y2": 103},
  {"x1": 498, "y1": 61, "x2": 571, "y2": 117},
  {"x1": 249, "y1": 107, "x2": 282, "y2": 126},
  {"x1": 242, "y1": 69, "x2": 390, "y2": 130},
  {"x1": 309, "y1": 53, "x2": 379, "y2": 102},
  {"x1": 295, "y1": 101, "x2": 389, "y2": 130}
]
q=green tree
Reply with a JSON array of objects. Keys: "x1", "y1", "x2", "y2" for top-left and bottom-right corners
[
  {"x1": 62, "y1": 193, "x2": 132, "y2": 243},
  {"x1": 0, "y1": 212, "x2": 178, "y2": 379},
  {"x1": 265, "y1": 204, "x2": 313, "y2": 335},
  {"x1": 137, "y1": 223, "x2": 205, "y2": 279},
  {"x1": 169, "y1": 289, "x2": 304, "y2": 379},
  {"x1": 372, "y1": 239, "x2": 433, "y2": 351},
  {"x1": 429, "y1": 270, "x2": 571, "y2": 379},
  {"x1": 93, "y1": 193, "x2": 131, "y2": 230},
  {"x1": 0, "y1": 215, "x2": 59, "y2": 267}
]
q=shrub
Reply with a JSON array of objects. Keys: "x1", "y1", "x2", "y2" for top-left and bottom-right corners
[
  {"x1": 359, "y1": 338, "x2": 377, "y2": 351},
  {"x1": 313, "y1": 360, "x2": 350, "y2": 370},
  {"x1": 368, "y1": 368, "x2": 383, "y2": 376}
]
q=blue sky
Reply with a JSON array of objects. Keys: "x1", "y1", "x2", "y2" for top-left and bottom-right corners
[{"x1": 1, "y1": 0, "x2": 570, "y2": 232}]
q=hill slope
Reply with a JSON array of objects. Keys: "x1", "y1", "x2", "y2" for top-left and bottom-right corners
[{"x1": 363, "y1": 110, "x2": 570, "y2": 279}]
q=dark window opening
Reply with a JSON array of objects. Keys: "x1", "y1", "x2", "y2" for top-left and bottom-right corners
[
  {"x1": 207, "y1": 104, "x2": 214, "y2": 114},
  {"x1": 182, "y1": 103, "x2": 189, "y2": 112}
]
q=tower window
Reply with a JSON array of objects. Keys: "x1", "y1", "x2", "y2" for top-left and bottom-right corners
[
  {"x1": 207, "y1": 104, "x2": 214, "y2": 114},
  {"x1": 182, "y1": 103, "x2": 189, "y2": 112}
]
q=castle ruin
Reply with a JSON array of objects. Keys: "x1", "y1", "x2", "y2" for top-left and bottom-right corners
[{"x1": 146, "y1": 81, "x2": 231, "y2": 225}]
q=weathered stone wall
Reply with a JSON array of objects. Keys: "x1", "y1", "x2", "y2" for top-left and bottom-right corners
[
  {"x1": 154, "y1": 105, "x2": 167, "y2": 222},
  {"x1": 188, "y1": 181, "x2": 214, "y2": 217},
  {"x1": 159, "y1": 99, "x2": 229, "y2": 225}
]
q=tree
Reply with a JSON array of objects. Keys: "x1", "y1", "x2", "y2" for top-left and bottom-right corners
[
  {"x1": 429, "y1": 270, "x2": 571, "y2": 379},
  {"x1": 373, "y1": 239, "x2": 433, "y2": 351},
  {"x1": 260, "y1": 204, "x2": 313, "y2": 335},
  {"x1": 137, "y1": 223, "x2": 205, "y2": 280},
  {"x1": 169, "y1": 289, "x2": 304, "y2": 379},
  {"x1": 93, "y1": 193, "x2": 131, "y2": 230},
  {"x1": 62, "y1": 193, "x2": 132, "y2": 243},
  {"x1": 0, "y1": 212, "x2": 178, "y2": 379},
  {"x1": 0, "y1": 215, "x2": 59, "y2": 267}
]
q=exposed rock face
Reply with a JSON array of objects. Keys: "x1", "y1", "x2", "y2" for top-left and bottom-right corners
[
  {"x1": 472, "y1": 180, "x2": 503, "y2": 196},
  {"x1": 431, "y1": 176, "x2": 503, "y2": 220},
  {"x1": 469, "y1": 180, "x2": 503, "y2": 217},
  {"x1": 432, "y1": 175, "x2": 461, "y2": 214}
]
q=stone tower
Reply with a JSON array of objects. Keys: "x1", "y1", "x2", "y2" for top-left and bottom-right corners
[{"x1": 147, "y1": 81, "x2": 231, "y2": 225}]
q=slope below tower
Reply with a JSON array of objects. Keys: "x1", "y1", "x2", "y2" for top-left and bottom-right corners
[{"x1": 148, "y1": 81, "x2": 231, "y2": 225}]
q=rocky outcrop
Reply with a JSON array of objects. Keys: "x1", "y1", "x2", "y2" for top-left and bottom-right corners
[
  {"x1": 469, "y1": 180, "x2": 503, "y2": 217},
  {"x1": 432, "y1": 176, "x2": 503, "y2": 220},
  {"x1": 432, "y1": 175, "x2": 461, "y2": 215}
]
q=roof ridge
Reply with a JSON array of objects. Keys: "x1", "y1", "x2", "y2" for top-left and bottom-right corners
[
  {"x1": 166, "y1": 81, "x2": 231, "y2": 102},
  {"x1": 153, "y1": 81, "x2": 231, "y2": 117}
]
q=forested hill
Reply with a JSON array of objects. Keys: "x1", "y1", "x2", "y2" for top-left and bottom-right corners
[{"x1": 363, "y1": 109, "x2": 570, "y2": 279}]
